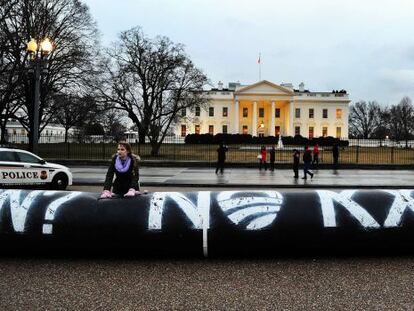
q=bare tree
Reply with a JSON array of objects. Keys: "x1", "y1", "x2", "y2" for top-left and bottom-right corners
[
  {"x1": 348, "y1": 101, "x2": 382, "y2": 138},
  {"x1": 94, "y1": 27, "x2": 209, "y2": 155},
  {"x1": 0, "y1": 0, "x2": 99, "y2": 148},
  {"x1": 97, "y1": 108, "x2": 128, "y2": 142},
  {"x1": 52, "y1": 93, "x2": 100, "y2": 142},
  {"x1": 388, "y1": 97, "x2": 414, "y2": 147},
  {"x1": 0, "y1": 0, "x2": 24, "y2": 143},
  {"x1": 371, "y1": 106, "x2": 391, "y2": 140}
]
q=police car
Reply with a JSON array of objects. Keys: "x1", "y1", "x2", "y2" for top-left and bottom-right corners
[{"x1": 0, "y1": 148, "x2": 72, "y2": 190}]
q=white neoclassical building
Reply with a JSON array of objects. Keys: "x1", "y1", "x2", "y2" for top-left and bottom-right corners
[
  {"x1": 175, "y1": 80, "x2": 350, "y2": 139},
  {"x1": 1, "y1": 120, "x2": 75, "y2": 144}
]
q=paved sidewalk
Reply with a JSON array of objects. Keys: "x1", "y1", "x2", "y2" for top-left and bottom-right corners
[{"x1": 70, "y1": 166, "x2": 414, "y2": 188}]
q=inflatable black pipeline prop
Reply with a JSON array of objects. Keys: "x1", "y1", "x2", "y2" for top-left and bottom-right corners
[{"x1": 0, "y1": 189, "x2": 414, "y2": 256}]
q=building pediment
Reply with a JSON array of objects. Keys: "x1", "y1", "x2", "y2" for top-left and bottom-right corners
[{"x1": 235, "y1": 80, "x2": 294, "y2": 96}]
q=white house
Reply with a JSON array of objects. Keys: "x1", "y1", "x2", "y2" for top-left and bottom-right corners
[
  {"x1": 175, "y1": 80, "x2": 350, "y2": 139},
  {"x1": 2, "y1": 120, "x2": 74, "y2": 143}
]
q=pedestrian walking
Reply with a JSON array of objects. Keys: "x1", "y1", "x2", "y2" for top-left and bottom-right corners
[
  {"x1": 332, "y1": 143, "x2": 339, "y2": 169},
  {"x1": 302, "y1": 145, "x2": 314, "y2": 180},
  {"x1": 259, "y1": 145, "x2": 268, "y2": 171},
  {"x1": 312, "y1": 144, "x2": 319, "y2": 168},
  {"x1": 293, "y1": 149, "x2": 300, "y2": 178},
  {"x1": 269, "y1": 145, "x2": 276, "y2": 171},
  {"x1": 215, "y1": 142, "x2": 228, "y2": 174},
  {"x1": 100, "y1": 142, "x2": 141, "y2": 198}
]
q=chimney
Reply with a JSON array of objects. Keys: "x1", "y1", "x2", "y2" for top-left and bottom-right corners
[
  {"x1": 280, "y1": 82, "x2": 293, "y2": 90},
  {"x1": 228, "y1": 81, "x2": 241, "y2": 90},
  {"x1": 217, "y1": 81, "x2": 223, "y2": 90},
  {"x1": 299, "y1": 82, "x2": 305, "y2": 92}
]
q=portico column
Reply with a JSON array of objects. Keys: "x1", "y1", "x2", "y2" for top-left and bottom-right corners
[
  {"x1": 234, "y1": 98, "x2": 239, "y2": 134},
  {"x1": 289, "y1": 100, "x2": 294, "y2": 136},
  {"x1": 252, "y1": 101, "x2": 257, "y2": 136},
  {"x1": 271, "y1": 101, "x2": 275, "y2": 136}
]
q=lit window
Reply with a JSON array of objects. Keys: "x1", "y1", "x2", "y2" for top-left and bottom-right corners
[
  {"x1": 275, "y1": 126, "x2": 280, "y2": 136},
  {"x1": 336, "y1": 109, "x2": 342, "y2": 119},
  {"x1": 309, "y1": 126, "x2": 314, "y2": 139},
  {"x1": 181, "y1": 125, "x2": 186, "y2": 137},
  {"x1": 223, "y1": 107, "x2": 228, "y2": 117},
  {"x1": 209, "y1": 125, "x2": 214, "y2": 135},
  {"x1": 243, "y1": 108, "x2": 248, "y2": 118},
  {"x1": 322, "y1": 127, "x2": 328, "y2": 137},
  {"x1": 242, "y1": 125, "x2": 248, "y2": 134},
  {"x1": 195, "y1": 125, "x2": 200, "y2": 134},
  {"x1": 336, "y1": 127, "x2": 341, "y2": 138}
]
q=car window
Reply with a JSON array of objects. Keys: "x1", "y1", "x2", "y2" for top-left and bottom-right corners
[
  {"x1": 16, "y1": 152, "x2": 42, "y2": 164},
  {"x1": 0, "y1": 151, "x2": 17, "y2": 162}
]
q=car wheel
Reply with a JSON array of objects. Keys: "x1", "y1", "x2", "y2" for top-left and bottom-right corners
[{"x1": 51, "y1": 173, "x2": 68, "y2": 190}]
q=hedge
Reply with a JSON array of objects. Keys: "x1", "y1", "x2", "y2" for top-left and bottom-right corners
[{"x1": 184, "y1": 134, "x2": 349, "y2": 147}]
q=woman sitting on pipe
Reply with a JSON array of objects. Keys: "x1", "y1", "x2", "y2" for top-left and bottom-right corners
[{"x1": 100, "y1": 142, "x2": 141, "y2": 198}]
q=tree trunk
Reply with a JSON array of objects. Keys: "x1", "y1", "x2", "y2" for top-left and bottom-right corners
[
  {"x1": 64, "y1": 128, "x2": 69, "y2": 143},
  {"x1": 150, "y1": 141, "x2": 161, "y2": 156},
  {"x1": 0, "y1": 122, "x2": 7, "y2": 144},
  {"x1": 138, "y1": 127, "x2": 146, "y2": 144},
  {"x1": 28, "y1": 123, "x2": 34, "y2": 152}
]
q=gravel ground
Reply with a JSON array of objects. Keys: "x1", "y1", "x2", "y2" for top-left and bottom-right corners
[{"x1": 0, "y1": 256, "x2": 414, "y2": 310}]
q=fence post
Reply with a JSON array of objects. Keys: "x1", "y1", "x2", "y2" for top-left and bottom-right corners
[
  {"x1": 391, "y1": 147, "x2": 394, "y2": 164},
  {"x1": 102, "y1": 140, "x2": 105, "y2": 160},
  {"x1": 321, "y1": 148, "x2": 324, "y2": 164},
  {"x1": 138, "y1": 139, "x2": 141, "y2": 157},
  {"x1": 66, "y1": 142, "x2": 70, "y2": 159},
  {"x1": 356, "y1": 145, "x2": 359, "y2": 164},
  {"x1": 173, "y1": 138, "x2": 176, "y2": 161},
  {"x1": 208, "y1": 142, "x2": 211, "y2": 166}
]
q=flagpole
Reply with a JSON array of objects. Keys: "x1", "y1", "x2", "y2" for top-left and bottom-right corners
[{"x1": 258, "y1": 53, "x2": 261, "y2": 81}]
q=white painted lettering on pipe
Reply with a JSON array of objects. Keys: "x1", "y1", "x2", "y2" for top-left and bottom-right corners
[{"x1": 317, "y1": 190, "x2": 380, "y2": 228}]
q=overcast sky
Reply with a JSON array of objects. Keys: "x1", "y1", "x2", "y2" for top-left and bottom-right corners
[{"x1": 84, "y1": 0, "x2": 414, "y2": 105}]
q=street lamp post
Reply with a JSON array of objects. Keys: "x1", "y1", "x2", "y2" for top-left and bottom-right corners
[{"x1": 26, "y1": 38, "x2": 53, "y2": 154}]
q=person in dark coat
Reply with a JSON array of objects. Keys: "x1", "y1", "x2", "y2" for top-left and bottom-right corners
[
  {"x1": 215, "y1": 142, "x2": 228, "y2": 174},
  {"x1": 100, "y1": 142, "x2": 140, "y2": 198},
  {"x1": 293, "y1": 149, "x2": 300, "y2": 178},
  {"x1": 269, "y1": 145, "x2": 276, "y2": 171},
  {"x1": 332, "y1": 143, "x2": 339, "y2": 168},
  {"x1": 302, "y1": 145, "x2": 314, "y2": 180}
]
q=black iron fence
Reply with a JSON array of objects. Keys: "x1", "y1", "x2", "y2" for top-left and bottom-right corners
[{"x1": 2, "y1": 134, "x2": 414, "y2": 165}]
